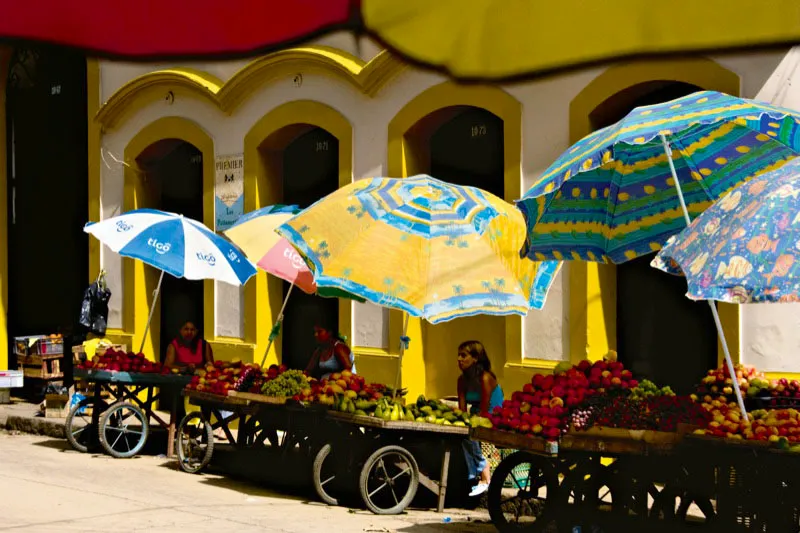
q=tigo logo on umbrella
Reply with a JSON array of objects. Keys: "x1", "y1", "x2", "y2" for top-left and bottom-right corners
[
  {"x1": 196, "y1": 252, "x2": 217, "y2": 266},
  {"x1": 147, "y1": 238, "x2": 171, "y2": 255},
  {"x1": 116, "y1": 220, "x2": 132, "y2": 232}
]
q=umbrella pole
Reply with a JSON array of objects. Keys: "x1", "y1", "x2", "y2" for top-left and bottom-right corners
[
  {"x1": 138, "y1": 270, "x2": 165, "y2": 355},
  {"x1": 393, "y1": 313, "x2": 410, "y2": 398},
  {"x1": 660, "y1": 134, "x2": 749, "y2": 421},
  {"x1": 261, "y1": 282, "x2": 295, "y2": 368}
]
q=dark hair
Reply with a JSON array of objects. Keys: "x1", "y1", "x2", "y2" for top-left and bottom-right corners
[
  {"x1": 315, "y1": 322, "x2": 346, "y2": 343},
  {"x1": 458, "y1": 340, "x2": 493, "y2": 380},
  {"x1": 180, "y1": 321, "x2": 204, "y2": 352}
]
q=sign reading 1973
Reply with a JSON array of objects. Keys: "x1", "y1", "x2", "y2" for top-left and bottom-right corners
[{"x1": 471, "y1": 124, "x2": 488, "y2": 138}]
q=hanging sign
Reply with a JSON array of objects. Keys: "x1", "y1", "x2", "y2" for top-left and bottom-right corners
[{"x1": 215, "y1": 153, "x2": 244, "y2": 230}]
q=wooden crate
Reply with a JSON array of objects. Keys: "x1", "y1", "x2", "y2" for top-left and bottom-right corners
[
  {"x1": 17, "y1": 353, "x2": 63, "y2": 380},
  {"x1": 45, "y1": 394, "x2": 69, "y2": 418}
]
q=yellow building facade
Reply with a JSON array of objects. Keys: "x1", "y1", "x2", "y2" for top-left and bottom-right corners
[{"x1": 1, "y1": 36, "x2": 798, "y2": 397}]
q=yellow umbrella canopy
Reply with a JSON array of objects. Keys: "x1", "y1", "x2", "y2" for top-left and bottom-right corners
[
  {"x1": 276, "y1": 175, "x2": 561, "y2": 324},
  {"x1": 363, "y1": 0, "x2": 800, "y2": 80}
]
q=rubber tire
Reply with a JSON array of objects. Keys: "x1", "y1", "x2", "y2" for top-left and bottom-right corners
[
  {"x1": 359, "y1": 444, "x2": 419, "y2": 515},
  {"x1": 313, "y1": 443, "x2": 340, "y2": 506},
  {"x1": 176, "y1": 411, "x2": 214, "y2": 474},
  {"x1": 65, "y1": 397, "x2": 107, "y2": 453},
  {"x1": 487, "y1": 451, "x2": 560, "y2": 533},
  {"x1": 99, "y1": 401, "x2": 149, "y2": 459}
]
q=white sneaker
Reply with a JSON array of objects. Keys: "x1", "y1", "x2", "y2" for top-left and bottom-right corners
[{"x1": 469, "y1": 483, "x2": 489, "y2": 497}]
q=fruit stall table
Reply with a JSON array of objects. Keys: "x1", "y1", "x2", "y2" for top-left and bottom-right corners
[
  {"x1": 471, "y1": 426, "x2": 698, "y2": 532},
  {"x1": 68, "y1": 369, "x2": 191, "y2": 458},
  {"x1": 320, "y1": 411, "x2": 470, "y2": 515},
  {"x1": 178, "y1": 389, "x2": 330, "y2": 476}
]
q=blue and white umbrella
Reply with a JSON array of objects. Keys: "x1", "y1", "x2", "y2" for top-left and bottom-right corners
[{"x1": 84, "y1": 209, "x2": 257, "y2": 353}]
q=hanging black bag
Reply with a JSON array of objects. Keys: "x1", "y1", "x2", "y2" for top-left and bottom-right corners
[{"x1": 78, "y1": 271, "x2": 111, "y2": 336}]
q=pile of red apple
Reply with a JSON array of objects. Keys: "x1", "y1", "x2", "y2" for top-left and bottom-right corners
[
  {"x1": 489, "y1": 351, "x2": 640, "y2": 441},
  {"x1": 311, "y1": 372, "x2": 388, "y2": 406},
  {"x1": 78, "y1": 348, "x2": 171, "y2": 374}
]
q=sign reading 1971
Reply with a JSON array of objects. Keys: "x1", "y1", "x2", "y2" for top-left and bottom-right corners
[{"x1": 214, "y1": 153, "x2": 244, "y2": 231}]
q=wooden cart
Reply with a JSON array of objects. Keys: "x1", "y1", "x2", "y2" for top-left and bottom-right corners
[
  {"x1": 471, "y1": 427, "x2": 693, "y2": 533},
  {"x1": 177, "y1": 389, "x2": 330, "y2": 476},
  {"x1": 67, "y1": 369, "x2": 191, "y2": 458},
  {"x1": 320, "y1": 411, "x2": 470, "y2": 515}
]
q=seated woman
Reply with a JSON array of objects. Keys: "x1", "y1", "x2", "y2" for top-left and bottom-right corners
[
  {"x1": 457, "y1": 340, "x2": 504, "y2": 497},
  {"x1": 305, "y1": 323, "x2": 355, "y2": 380},
  {"x1": 164, "y1": 320, "x2": 213, "y2": 371}
]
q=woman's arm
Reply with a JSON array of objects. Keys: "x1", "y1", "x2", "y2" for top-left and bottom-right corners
[
  {"x1": 333, "y1": 343, "x2": 353, "y2": 371},
  {"x1": 305, "y1": 348, "x2": 320, "y2": 374},
  {"x1": 457, "y1": 375, "x2": 467, "y2": 412},
  {"x1": 204, "y1": 341, "x2": 214, "y2": 365},
  {"x1": 479, "y1": 372, "x2": 495, "y2": 416},
  {"x1": 164, "y1": 343, "x2": 176, "y2": 369}
]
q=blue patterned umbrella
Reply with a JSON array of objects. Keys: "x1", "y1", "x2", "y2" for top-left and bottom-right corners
[
  {"x1": 517, "y1": 90, "x2": 800, "y2": 264},
  {"x1": 653, "y1": 157, "x2": 800, "y2": 304}
]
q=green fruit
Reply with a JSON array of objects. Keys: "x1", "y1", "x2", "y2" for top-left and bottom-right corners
[
  {"x1": 420, "y1": 406, "x2": 433, "y2": 415},
  {"x1": 415, "y1": 417, "x2": 426, "y2": 423},
  {"x1": 354, "y1": 409, "x2": 367, "y2": 416},
  {"x1": 435, "y1": 418, "x2": 445, "y2": 425},
  {"x1": 442, "y1": 419, "x2": 452, "y2": 426},
  {"x1": 453, "y1": 421, "x2": 466, "y2": 427},
  {"x1": 425, "y1": 415, "x2": 437, "y2": 424},
  {"x1": 443, "y1": 412, "x2": 457, "y2": 422},
  {"x1": 416, "y1": 395, "x2": 427, "y2": 408}
]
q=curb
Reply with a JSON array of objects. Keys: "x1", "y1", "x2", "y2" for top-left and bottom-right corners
[{"x1": 5, "y1": 415, "x2": 66, "y2": 439}]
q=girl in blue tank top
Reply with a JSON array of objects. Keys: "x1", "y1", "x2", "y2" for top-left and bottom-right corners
[{"x1": 457, "y1": 340, "x2": 504, "y2": 497}]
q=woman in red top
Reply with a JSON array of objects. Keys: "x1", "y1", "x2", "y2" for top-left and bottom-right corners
[{"x1": 164, "y1": 321, "x2": 213, "y2": 371}]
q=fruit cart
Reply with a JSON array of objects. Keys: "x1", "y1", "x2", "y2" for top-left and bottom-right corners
[
  {"x1": 177, "y1": 389, "x2": 330, "y2": 476},
  {"x1": 67, "y1": 369, "x2": 191, "y2": 458},
  {"x1": 316, "y1": 411, "x2": 470, "y2": 515}
]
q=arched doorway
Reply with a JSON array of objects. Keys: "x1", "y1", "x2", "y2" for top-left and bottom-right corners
[
  {"x1": 591, "y1": 81, "x2": 718, "y2": 394},
  {"x1": 406, "y1": 105, "x2": 506, "y2": 397},
  {"x1": 134, "y1": 140, "x2": 205, "y2": 362},
  {"x1": 258, "y1": 125, "x2": 340, "y2": 370},
  {"x1": 5, "y1": 47, "x2": 88, "y2": 365}
]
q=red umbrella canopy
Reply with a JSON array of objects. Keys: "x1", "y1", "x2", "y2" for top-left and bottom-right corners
[{"x1": 0, "y1": 0, "x2": 355, "y2": 60}]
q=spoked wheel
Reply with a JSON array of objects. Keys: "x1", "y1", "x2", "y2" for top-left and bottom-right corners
[
  {"x1": 65, "y1": 397, "x2": 108, "y2": 453},
  {"x1": 358, "y1": 444, "x2": 419, "y2": 515},
  {"x1": 313, "y1": 443, "x2": 340, "y2": 506},
  {"x1": 98, "y1": 401, "x2": 149, "y2": 458},
  {"x1": 487, "y1": 451, "x2": 560, "y2": 532},
  {"x1": 176, "y1": 411, "x2": 214, "y2": 474},
  {"x1": 649, "y1": 485, "x2": 716, "y2": 530},
  {"x1": 558, "y1": 463, "x2": 628, "y2": 533}
]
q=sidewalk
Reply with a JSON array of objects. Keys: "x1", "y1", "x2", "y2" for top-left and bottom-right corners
[{"x1": 1, "y1": 398, "x2": 67, "y2": 438}]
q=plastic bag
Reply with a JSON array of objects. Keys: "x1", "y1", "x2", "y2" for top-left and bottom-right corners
[{"x1": 78, "y1": 280, "x2": 111, "y2": 335}]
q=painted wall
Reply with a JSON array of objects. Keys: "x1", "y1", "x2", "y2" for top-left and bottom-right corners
[{"x1": 93, "y1": 36, "x2": 794, "y2": 394}]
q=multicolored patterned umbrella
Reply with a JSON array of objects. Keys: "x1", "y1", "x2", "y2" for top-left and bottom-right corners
[
  {"x1": 652, "y1": 157, "x2": 800, "y2": 304},
  {"x1": 517, "y1": 91, "x2": 800, "y2": 264},
  {"x1": 276, "y1": 175, "x2": 561, "y2": 324},
  {"x1": 224, "y1": 204, "x2": 363, "y2": 365}
]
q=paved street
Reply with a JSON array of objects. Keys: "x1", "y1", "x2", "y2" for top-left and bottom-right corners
[{"x1": 0, "y1": 431, "x2": 494, "y2": 533}]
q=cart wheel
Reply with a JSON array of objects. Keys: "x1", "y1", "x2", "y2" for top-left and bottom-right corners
[
  {"x1": 487, "y1": 451, "x2": 560, "y2": 532},
  {"x1": 649, "y1": 485, "x2": 716, "y2": 529},
  {"x1": 65, "y1": 397, "x2": 108, "y2": 453},
  {"x1": 313, "y1": 443, "x2": 340, "y2": 506},
  {"x1": 98, "y1": 401, "x2": 149, "y2": 459},
  {"x1": 557, "y1": 462, "x2": 627, "y2": 532},
  {"x1": 358, "y1": 444, "x2": 419, "y2": 515},
  {"x1": 176, "y1": 411, "x2": 214, "y2": 474}
]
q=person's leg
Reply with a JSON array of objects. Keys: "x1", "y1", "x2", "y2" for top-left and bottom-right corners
[
  {"x1": 480, "y1": 462, "x2": 491, "y2": 484},
  {"x1": 461, "y1": 439, "x2": 480, "y2": 482}
]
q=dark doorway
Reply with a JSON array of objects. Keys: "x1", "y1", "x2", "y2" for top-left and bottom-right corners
[
  {"x1": 429, "y1": 107, "x2": 504, "y2": 198},
  {"x1": 281, "y1": 127, "x2": 339, "y2": 370},
  {"x1": 137, "y1": 141, "x2": 205, "y2": 362},
  {"x1": 593, "y1": 81, "x2": 718, "y2": 394},
  {"x1": 5, "y1": 47, "x2": 88, "y2": 361},
  {"x1": 420, "y1": 106, "x2": 506, "y2": 397}
]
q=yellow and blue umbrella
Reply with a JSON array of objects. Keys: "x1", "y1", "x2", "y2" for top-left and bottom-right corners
[
  {"x1": 652, "y1": 157, "x2": 800, "y2": 304},
  {"x1": 276, "y1": 175, "x2": 560, "y2": 325},
  {"x1": 517, "y1": 90, "x2": 800, "y2": 264}
]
